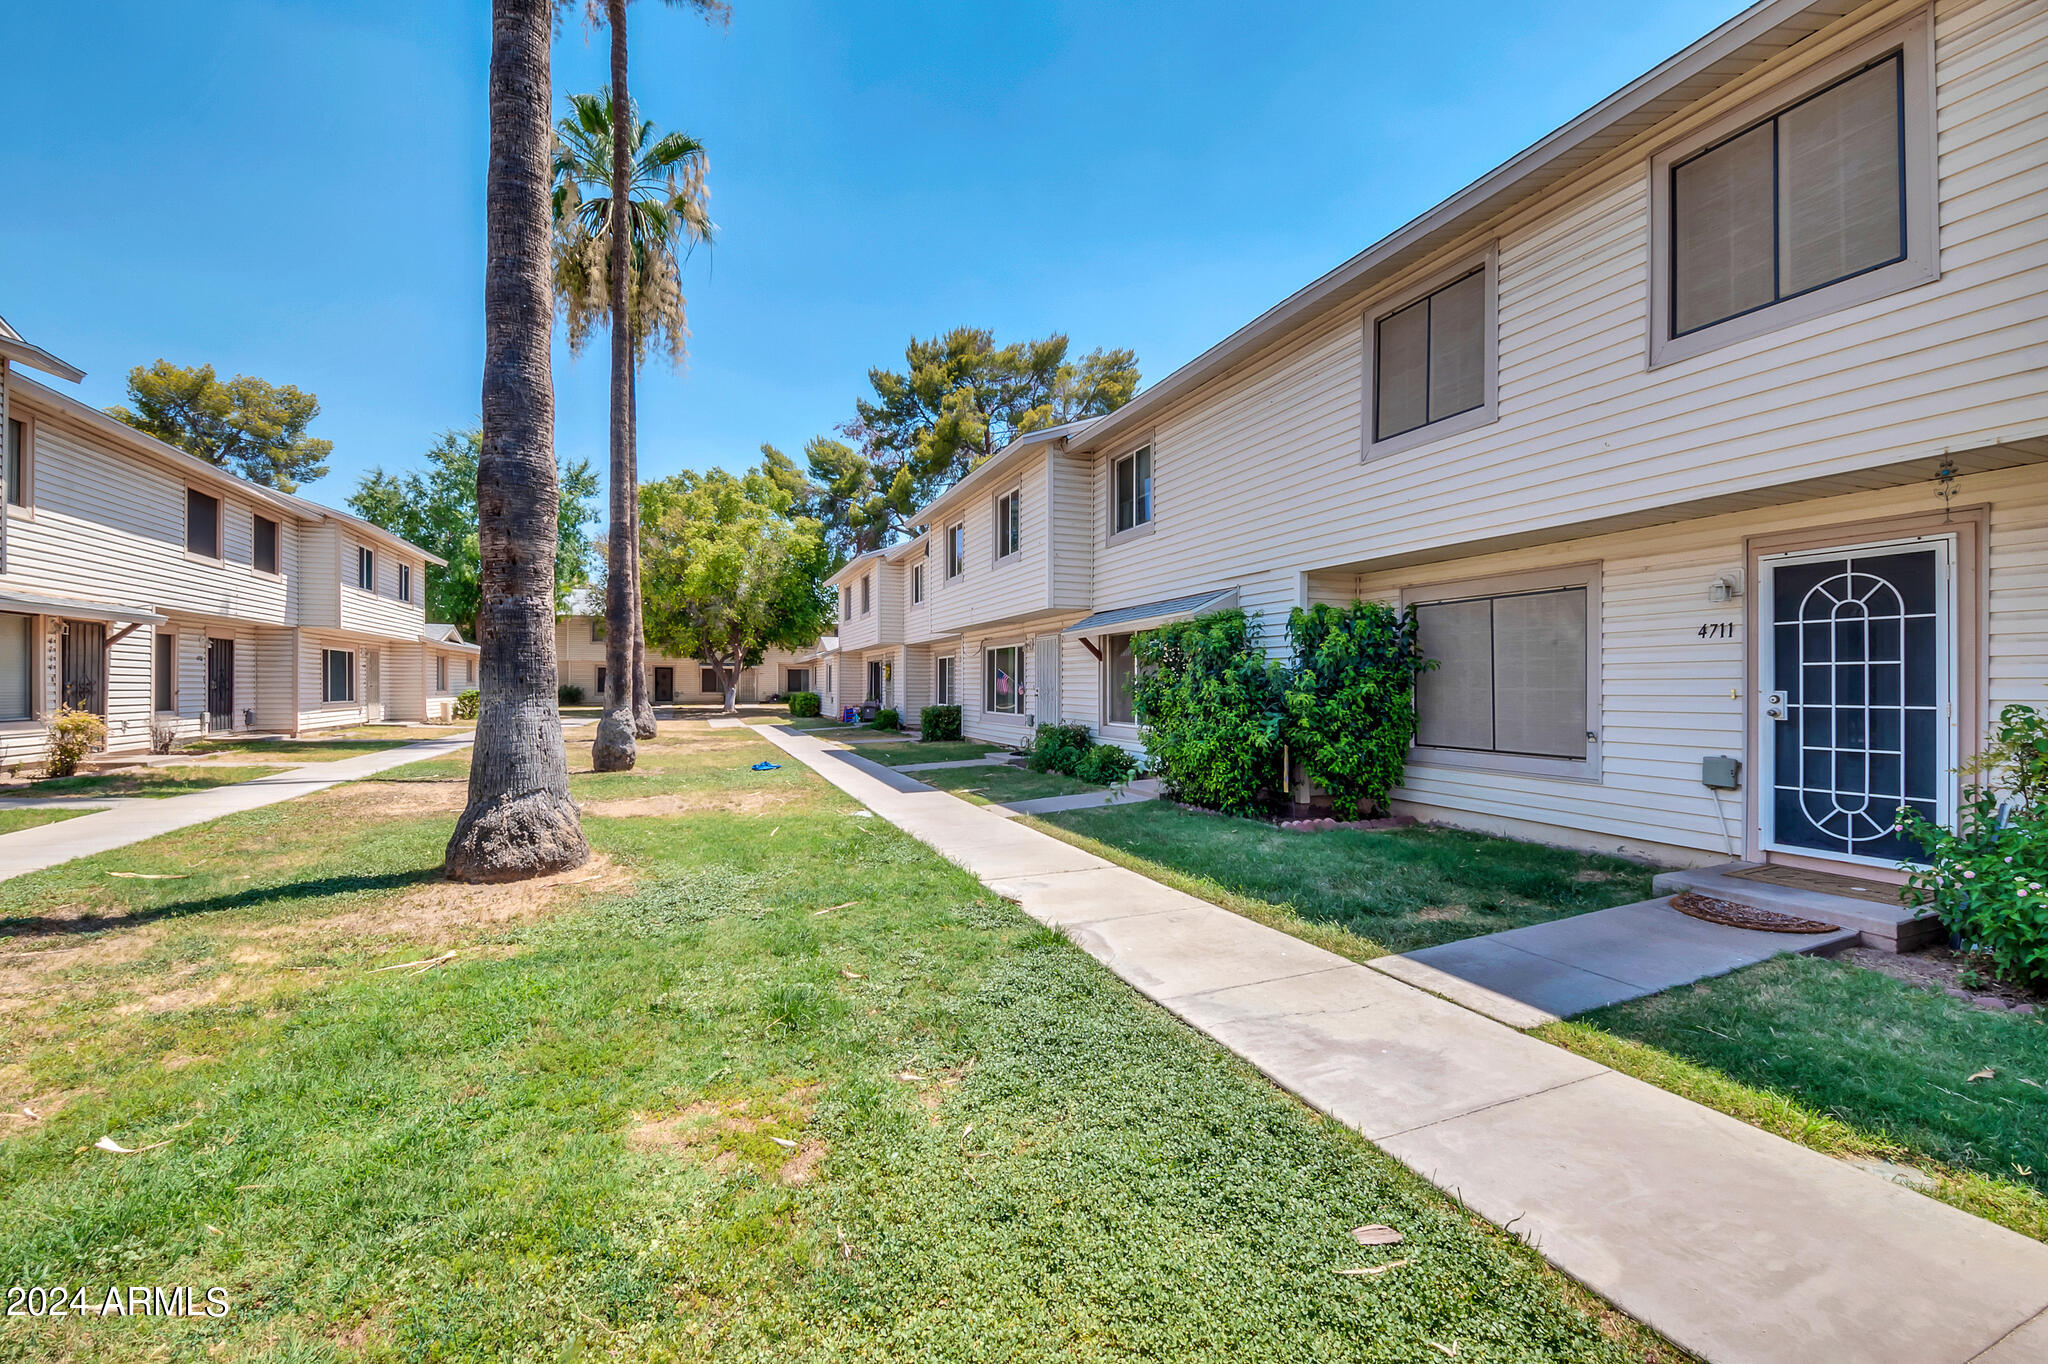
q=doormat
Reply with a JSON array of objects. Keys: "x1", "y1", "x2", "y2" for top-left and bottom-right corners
[
  {"x1": 1669, "y1": 892, "x2": 1842, "y2": 934},
  {"x1": 1725, "y1": 863, "x2": 1905, "y2": 906}
]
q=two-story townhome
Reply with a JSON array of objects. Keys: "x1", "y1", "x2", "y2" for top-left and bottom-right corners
[
  {"x1": 554, "y1": 591, "x2": 813, "y2": 707},
  {"x1": 826, "y1": 0, "x2": 2048, "y2": 892},
  {"x1": 0, "y1": 319, "x2": 468, "y2": 761}
]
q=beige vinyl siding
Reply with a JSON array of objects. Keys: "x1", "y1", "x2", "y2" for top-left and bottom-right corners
[
  {"x1": 4, "y1": 399, "x2": 297, "y2": 626},
  {"x1": 338, "y1": 534, "x2": 429, "y2": 640},
  {"x1": 1087, "y1": 0, "x2": 2045, "y2": 641},
  {"x1": 298, "y1": 631, "x2": 370, "y2": 731},
  {"x1": 297, "y1": 523, "x2": 341, "y2": 629},
  {"x1": 1048, "y1": 450, "x2": 1095, "y2": 606},
  {"x1": 930, "y1": 451, "x2": 1070, "y2": 634},
  {"x1": 1345, "y1": 465, "x2": 2048, "y2": 864},
  {"x1": 255, "y1": 628, "x2": 296, "y2": 731}
]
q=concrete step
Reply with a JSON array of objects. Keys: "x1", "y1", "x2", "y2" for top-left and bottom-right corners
[{"x1": 1650, "y1": 863, "x2": 1943, "y2": 953}]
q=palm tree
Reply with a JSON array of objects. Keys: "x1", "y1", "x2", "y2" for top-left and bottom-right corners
[
  {"x1": 445, "y1": 0, "x2": 590, "y2": 882},
  {"x1": 557, "y1": 1, "x2": 721, "y2": 769}
]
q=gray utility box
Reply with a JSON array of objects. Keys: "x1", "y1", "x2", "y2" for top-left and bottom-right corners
[{"x1": 1701, "y1": 755, "x2": 1742, "y2": 790}]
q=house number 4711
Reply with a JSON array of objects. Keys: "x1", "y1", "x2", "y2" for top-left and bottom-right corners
[{"x1": 1697, "y1": 622, "x2": 1737, "y2": 640}]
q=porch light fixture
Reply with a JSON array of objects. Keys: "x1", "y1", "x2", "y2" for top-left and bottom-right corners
[{"x1": 1707, "y1": 574, "x2": 1742, "y2": 603}]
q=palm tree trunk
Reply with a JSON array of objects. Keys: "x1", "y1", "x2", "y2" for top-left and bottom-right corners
[
  {"x1": 628, "y1": 360, "x2": 657, "y2": 738},
  {"x1": 445, "y1": 0, "x2": 590, "y2": 883},
  {"x1": 589, "y1": 0, "x2": 638, "y2": 772}
]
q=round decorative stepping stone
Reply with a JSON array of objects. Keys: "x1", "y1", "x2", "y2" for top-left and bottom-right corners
[{"x1": 1667, "y1": 892, "x2": 1841, "y2": 934}]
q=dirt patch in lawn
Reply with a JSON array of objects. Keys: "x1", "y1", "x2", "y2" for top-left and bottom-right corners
[
  {"x1": 320, "y1": 780, "x2": 469, "y2": 818},
  {"x1": 282, "y1": 853, "x2": 631, "y2": 944},
  {"x1": 580, "y1": 789, "x2": 803, "y2": 818},
  {"x1": 1840, "y1": 945, "x2": 2045, "y2": 1012}
]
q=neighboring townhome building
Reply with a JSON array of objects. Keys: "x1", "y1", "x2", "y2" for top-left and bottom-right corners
[
  {"x1": 0, "y1": 317, "x2": 460, "y2": 762},
  {"x1": 822, "y1": 0, "x2": 2048, "y2": 887},
  {"x1": 554, "y1": 591, "x2": 814, "y2": 706}
]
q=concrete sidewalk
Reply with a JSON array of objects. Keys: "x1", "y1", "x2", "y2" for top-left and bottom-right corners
[
  {"x1": 0, "y1": 732, "x2": 476, "y2": 882},
  {"x1": 754, "y1": 722, "x2": 2048, "y2": 1364}
]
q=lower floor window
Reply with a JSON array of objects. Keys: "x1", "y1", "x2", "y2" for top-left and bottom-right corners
[
  {"x1": 787, "y1": 668, "x2": 811, "y2": 694},
  {"x1": 702, "y1": 668, "x2": 721, "y2": 695},
  {"x1": 595, "y1": 665, "x2": 606, "y2": 697},
  {"x1": 1412, "y1": 584, "x2": 1588, "y2": 760},
  {"x1": 436, "y1": 655, "x2": 448, "y2": 692},
  {"x1": 1104, "y1": 633, "x2": 1138, "y2": 725},
  {"x1": 985, "y1": 645, "x2": 1022, "y2": 714},
  {"x1": 0, "y1": 612, "x2": 32, "y2": 720},
  {"x1": 935, "y1": 656, "x2": 955, "y2": 705},
  {"x1": 155, "y1": 632, "x2": 176, "y2": 712},
  {"x1": 323, "y1": 648, "x2": 356, "y2": 704}
]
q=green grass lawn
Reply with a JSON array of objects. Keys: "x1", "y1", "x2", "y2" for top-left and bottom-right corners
[
  {"x1": 1031, "y1": 802, "x2": 1657, "y2": 958},
  {"x1": 180, "y1": 737, "x2": 423, "y2": 762},
  {"x1": 18, "y1": 765, "x2": 294, "y2": 799},
  {"x1": 919, "y1": 764, "x2": 1104, "y2": 806},
  {"x1": 1546, "y1": 954, "x2": 2048, "y2": 1240},
  {"x1": 0, "y1": 722, "x2": 1671, "y2": 1362},
  {"x1": 0, "y1": 808, "x2": 89, "y2": 835},
  {"x1": 854, "y1": 740, "x2": 1008, "y2": 767}
]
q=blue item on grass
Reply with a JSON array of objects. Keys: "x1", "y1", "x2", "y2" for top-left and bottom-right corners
[{"x1": 751, "y1": 761, "x2": 781, "y2": 771}]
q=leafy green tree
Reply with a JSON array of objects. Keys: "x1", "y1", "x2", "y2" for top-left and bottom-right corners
[
  {"x1": 772, "y1": 328, "x2": 1139, "y2": 557},
  {"x1": 637, "y1": 463, "x2": 833, "y2": 715},
  {"x1": 107, "y1": 359, "x2": 333, "y2": 490},
  {"x1": 1130, "y1": 610, "x2": 1288, "y2": 816},
  {"x1": 348, "y1": 428, "x2": 599, "y2": 640}
]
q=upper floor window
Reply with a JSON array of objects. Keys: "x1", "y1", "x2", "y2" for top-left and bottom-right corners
[
  {"x1": 1649, "y1": 15, "x2": 1934, "y2": 365},
  {"x1": 5, "y1": 416, "x2": 28, "y2": 507},
  {"x1": 591, "y1": 615, "x2": 605, "y2": 641},
  {"x1": 186, "y1": 489, "x2": 221, "y2": 558},
  {"x1": 358, "y1": 546, "x2": 375, "y2": 591},
  {"x1": 912, "y1": 563, "x2": 925, "y2": 603},
  {"x1": 995, "y1": 490, "x2": 1021, "y2": 560},
  {"x1": 860, "y1": 573, "x2": 872, "y2": 614},
  {"x1": 1366, "y1": 254, "x2": 1496, "y2": 457},
  {"x1": 946, "y1": 523, "x2": 966, "y2": 579},
  {"x1": 398, "y1": 563, "x2": 413, "y2": 603},
  {"x1": 253, "y1": 516, "x2": 279, "y2": 575},
  {"x1": 1112, "y1": 445, "x2": 1152, "y2": 537}
]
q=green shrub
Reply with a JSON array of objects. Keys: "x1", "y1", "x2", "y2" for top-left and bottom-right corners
[
  {"x1": 787, "y1": 691, "x2": 822, "y2": 718},
  {"x1": 1028, "y1": 723, "x2": 1092, "y2": 776},
  {"x1": 1282, "y1": 600, "x2": 1433, "y2": 819},
  {"x1": 1075, "y1": 742, "x2": 1138, "y2": 785},
  {"x1": 920, "y1": 704, "x2": 962, "y2": 742},
  {"x1": 1130, "y1": 609, "x2": 1286, "y2": 816},
  {"x1": 453, "y1": 689, "x2": 480, "y2": 720},
  {"x1": 557, "y1": 683, "x2": 585, "y2": 706},
  {"x1": 1902, "y1": 704, "x2": 2048, "y2": 988},
  {"x1": 869, "y1": 708, "x2": 900, "y2": 731},
  {"x1": 44, "y1": 706, "x2": 107, "y2": 779}
]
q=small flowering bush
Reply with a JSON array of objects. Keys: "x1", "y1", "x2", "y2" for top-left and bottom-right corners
[{"x1": 1900, "y1": 704, "x2": 2048, "y2": 989}]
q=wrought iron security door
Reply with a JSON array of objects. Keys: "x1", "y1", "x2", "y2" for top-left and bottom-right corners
[{"x1": 1760, "y1": 537, "x2": 1952, "y2": 865}]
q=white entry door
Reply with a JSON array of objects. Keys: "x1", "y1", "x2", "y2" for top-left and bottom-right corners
[
  {"x1": 364, "y1": 648, "x2": 384, "y2": 722},
  {"x1": 1759, "y1": 535, "x2": 1954, "y2": 866}
]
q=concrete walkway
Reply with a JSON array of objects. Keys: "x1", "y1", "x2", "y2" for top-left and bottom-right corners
[
  {"x1": 987, "y1": 777, "x2": 1162, "y2": 819},
  {"x1": 1372, "y1": 898, "x2": 1860, "y2": 1028},
  {"x1": 0, "y1": 732, "x2": 476, "y2": 882},
  {"x1": 890, "y1": 756, "x2": 1015, "y2": 772},
  {"x1": 753, "y1": 722, "x2": 2048, "y2": 1364}
]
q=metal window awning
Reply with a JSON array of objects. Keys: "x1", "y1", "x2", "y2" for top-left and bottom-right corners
[
  {"x1": 1062, "y1": 588, "x2": 1238, "y2": 639},
  {"x1": 0, "y1": 590, "x2": 167, "y2": 626}
]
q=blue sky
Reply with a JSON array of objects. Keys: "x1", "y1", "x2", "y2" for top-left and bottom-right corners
[{"x1": 1, "y1": 0, "x2": 1745, "y2": 501}]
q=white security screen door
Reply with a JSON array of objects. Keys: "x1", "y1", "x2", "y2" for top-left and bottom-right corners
[{"x1": 1759, "y1": 536, "x2": 1953, "y2": 865}]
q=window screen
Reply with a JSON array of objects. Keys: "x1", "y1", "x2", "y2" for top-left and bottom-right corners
[
  {"x1": 398, "y1": 563, "x2": 412, "y2": 602},
  {"x1": 913, "y1": 564, "x2": 924, "y2": 602},
  {"x1": 1374, "y1": 268, "x2": 1486, "y2": 442},
  {"x1": 1115, "y1": 447, "x2": 1152, "y2": 533},
  {"x1": 996, "y1": 492, "x2": 1021, "y2": 558},
  {"x1": 0, "y1": 612, "x2": 32, "y2": 720},
  {"x1": 1672, "y1": 54, "x2": 1904, "y2": 335},
  {"x1": 1414, "y1": 587, "x2": 1587, "y2": 760},
  {"x1": 358, "y1": 547, "x2": 375, "y2": 591},
  {"x1": 1105, "y1": 633, "x2": 1138, "y2": 724},
  {"x1": 154, "y1": 632, "x2": 175, "y2": 712},
  {"x1": 323, "y1": 649, "x2": 355, "y2": 703},
  {"x1": 187, "y1": 489, "x2": 221, "y2": 557},
  {"x1": 935, "y1": 656, "x2": 955, "y2": 705},
  {"x1": 5, "y1": 418, "x2": 24, "y2": 507},
  {"x1": 948, "y1": 524, "x2": 966, "y2": 577},
  {"x1": 253, "y1": 516, "x2": 279, "y2": 574},
  {"x1": 985, "y1": 645, "x2": 1021, "y2": 713}
]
